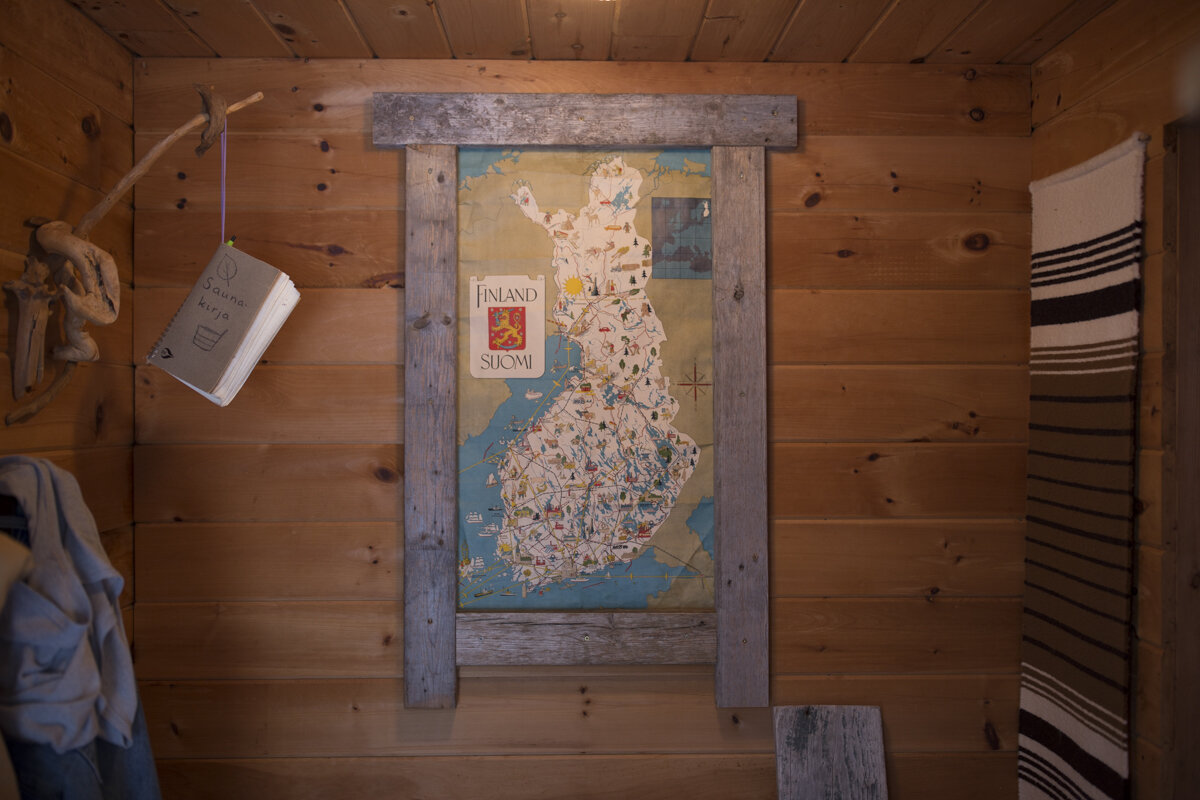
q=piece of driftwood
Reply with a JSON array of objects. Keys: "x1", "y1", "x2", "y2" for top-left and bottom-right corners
[
  {"x1": 373, "y1": 93, "x2": 798, "y2": 148},
  {"x1": 457, "y1": 612, "x2": 716, "y2": 665},
  {"x1": 4, "y1": 86, "x2": 263, "y2": 425},
  {"x1": 773, "y1": 706, "x2": 889, "y2": 800}
]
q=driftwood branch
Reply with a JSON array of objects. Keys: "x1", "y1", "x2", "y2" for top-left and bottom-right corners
[
  {"x1": 4, "y1": 88, "x2": 264, "y2": 425},
  {"x1": 75, "y1": 89, "x2": 263, "y2": 237}
]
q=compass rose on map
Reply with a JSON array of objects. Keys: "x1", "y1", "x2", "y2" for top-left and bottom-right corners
[{"x1": 676, "y1": 360, "x2": 712, "y2": 404}]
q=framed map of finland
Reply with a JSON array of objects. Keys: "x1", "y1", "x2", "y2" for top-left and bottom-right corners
[{"x1": 372, "y1": 93, "x2": 797, "y2": 709}]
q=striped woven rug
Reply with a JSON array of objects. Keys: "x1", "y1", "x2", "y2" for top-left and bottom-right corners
[{"x1": 1019, "y1": 134, "x2": 1146, "y2": 800}]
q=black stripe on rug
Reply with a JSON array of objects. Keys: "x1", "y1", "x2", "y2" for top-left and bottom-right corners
[
  {"x1": 1032, "y1": 254, "x2": 1141, "y2": 289},
  {"x1": 1031, "y1": 220, "x2": 1143, "y2": 261},
  {"x1": 1024, "y1": 559, "x2": 1131, "y2": 599},
  {"x1": 1028, "y1": 394, "x2": 1134, "y2": 404},
  {"x1": 1026, "y1": 537, "x2": 1130, "y2": 573},
  {"x1": 1027, "y1": 515, "x2": 1131, "y2": 547},
  {"x1": 1032, "y1": 242, "x2": 1141, "y2": 278},
  {"x1": 1022, "y1": 636, "x2": 1128, "y2": 693},
  {"x1": 1027, "y1": 474, "x2": 1134, "y2": 496},
  {"x1": 1031, "y1": 281, "x2": 1138, "y2": 327},
  {"x1": 1027, "y1": 496, "x2": 1132, "y2": 522},
  {"x1": 1018, "y1": 754, "x2": 1094, "y2": 800},
  {"x1": 1028, "y1": 449, "x2": 1133, "y2": 467},
  {"x1": 1020, "y1": 748, "x2": 1101, "y2": 800},
  {"x1": 1023, "y1": 607, "x2": 1129, "y2": 659},
  {"x1": 1024, "y1": 581, "x2": 1129, "y2": 625},
  {"x1": 1028, "y1": 423, "x2": 1134, "y2": 436},
  {"x1": 1020, "y1": 710, "x2": 1127, "y2": 799}
]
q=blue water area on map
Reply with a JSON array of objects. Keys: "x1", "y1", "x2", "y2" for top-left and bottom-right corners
[
  {"x1": 687, "y1": 496, "x2": 714, "y2": 555},
  {"x1": 459, "y1": 148, "x2": 521, "y2": 189},
  {"x1": 458, "y1": 333, "x2": 715, "y2": 610},
  {"x1": 652, "y1": 149, "x2": 711, "y2": 177}
]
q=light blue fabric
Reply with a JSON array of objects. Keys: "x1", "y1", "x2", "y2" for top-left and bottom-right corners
[{"x1": 0, "y1": 456, "x2": 136, "y2": 753}]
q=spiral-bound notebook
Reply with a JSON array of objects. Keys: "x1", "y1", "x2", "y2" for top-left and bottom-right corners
[{"x1": 146, "y1": 244, "x2": 299, "y2": 406}]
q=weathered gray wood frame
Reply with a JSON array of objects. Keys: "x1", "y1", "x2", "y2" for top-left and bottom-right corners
[{"x1": 375, "y1": 92, "x2": 795, "y2": 709}]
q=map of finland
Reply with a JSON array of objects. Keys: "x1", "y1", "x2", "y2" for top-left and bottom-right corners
[{"x1": 457, "y1": 149, "x2": 714, "y2": 610}]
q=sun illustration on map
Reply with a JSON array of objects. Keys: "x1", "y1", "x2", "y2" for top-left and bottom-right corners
[{"x1": 562, "y1": 276, "x2": 585, "y2": 296}]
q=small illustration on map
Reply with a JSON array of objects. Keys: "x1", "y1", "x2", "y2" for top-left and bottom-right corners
[{"x1": 457, "y1": 148, "x2": 715, "y2": 610}]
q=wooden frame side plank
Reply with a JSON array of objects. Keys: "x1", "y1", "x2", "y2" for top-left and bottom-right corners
[
  {"x1": 373, "y1": 93, "x2": 798, "y2": 148},
  {"x1": 403, "y1": 144, "x2": 459, "y2": 709},
  {"x1": 457, "y1": 612, "x2": 717, "y2": 665},
  {"x1": 712, "y1": 146, "x2": 770, "y2": 708}
]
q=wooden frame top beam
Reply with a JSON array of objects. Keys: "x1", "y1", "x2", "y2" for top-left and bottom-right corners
[{"x1": 373, "y1": 93, "x2": 798, "y2": 148}]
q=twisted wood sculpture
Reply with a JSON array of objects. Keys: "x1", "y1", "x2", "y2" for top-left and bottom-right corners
[{"x1": 4, "y1": 86, "x2": 263, "y2": 425}]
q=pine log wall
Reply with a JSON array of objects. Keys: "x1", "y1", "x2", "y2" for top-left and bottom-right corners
[
  {"x1": 0, "y1": 4, "x2": 135, "y2": 628},
  {"x1": 126, "y1": 58, "x2": 1030, "y2": 799},
  {"x1": 1031, "y1": 1, "x2": 1200, "y2": 797}
]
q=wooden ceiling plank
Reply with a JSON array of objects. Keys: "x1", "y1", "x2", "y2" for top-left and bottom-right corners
[
  {"x1": 849, "y1": 0, "x2": 979, "y2": 64},
  {"x1": 690, "y1": 0, "x2": 799, "y2": 62},
  {"x1": 1032, "y1": 0, "x2": 1200, "y2": 126},
  {"x1": 437, "y1": 0, "x2": 531, "y2": 59},
  {"x1": 1001, "y1": 0, "x2": 1117, "y2": 64},
  {"x1": 250, "y1": 0, "x2": 372, "y2": 58},
  {"x1": 926, "y1": 0, "x2": 1076, "y2": 64},
  {"x1": 611, "y1": 0, "x2": 707, "y2": 62},
  {"x1": 527, "y1": 0, "x2": 614, "y2": 61},
  {"x1": 0, "y1": 0, "x2": 133, "y2": 123},
  {"x1": 343, "y1": 0, "x2": 452, "y2": 58},
  {"x1": 161, "y1": 0, "x2": 293, "y2": 58},
  {"x1": 768, "y1": 0, "x2": 892, "y2": 62},
  {"x1": 68, "y1": 0, "x2": 214, "y2": 56}
]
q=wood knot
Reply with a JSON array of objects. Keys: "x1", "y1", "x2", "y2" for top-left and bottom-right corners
[
  {"x1": 373, "y1": 466, "x2": 399, "y2": 484},
  {"x1": 964, "y1": 233, "x2": 990, "y2": 251},
  {"x1": 80, "y1": 114, "x2": 100, "y2": 140},
  {"x1": 0, "y1": 112, "x2": 11, "y2": 143},
  {"x1": 983, "y1": 720, "x2": 1000, "y2": 750},
  {"x1": 412, "y1": 312, "x2": 431, "y2": 329},
  {"x1": 968, "y1": 107, "x2": 986, "y2": 122},
  {"x1": 963, "y1": 68, "x2": 977, "y2": 81},
  {"x1": 804, "y1": 192, "x2": 821, "y2": 208},
  {"x1": 733, "y1": 282, "x2": 744, "y2": 302}
]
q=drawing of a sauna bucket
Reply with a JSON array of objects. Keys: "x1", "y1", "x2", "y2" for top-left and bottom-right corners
[{"x1": 193, "y1": 324, "x2": 227, "y2": 352}]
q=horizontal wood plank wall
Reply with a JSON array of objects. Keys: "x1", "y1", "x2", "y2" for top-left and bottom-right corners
[
  {"x1": 133, "y1": 59, "x2": 1030, "y2": 799},
  {"x1": 1031, "y1": 1, "x2": 1200, "y2": 796},
  {"x1": 0, "y1": 1, "x2": 134, "y2": 620}
]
